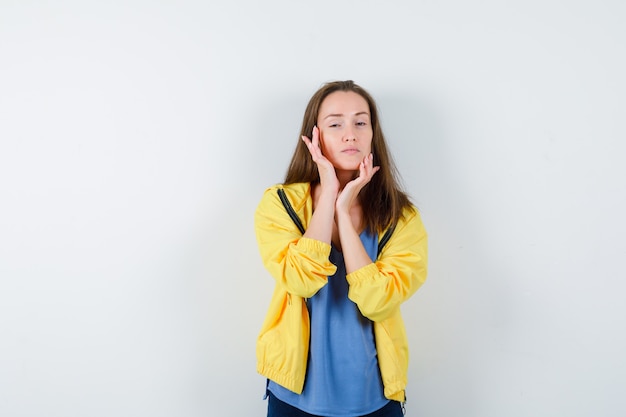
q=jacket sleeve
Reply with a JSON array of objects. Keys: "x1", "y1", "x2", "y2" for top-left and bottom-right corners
[
  {"x1": 346, "y1": 208, "x2": 428, "y2": 322},
  {"x1": 254, "y1": 186, "x2": 337, "y2": 298}
]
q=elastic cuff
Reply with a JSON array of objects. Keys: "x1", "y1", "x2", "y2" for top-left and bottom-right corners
[
  {"x1": 295, "y1": 237, "x2": 332, "y2": 257},
  {"x1": 346, "y1": 262, "x2": 378, "y2": 285}
]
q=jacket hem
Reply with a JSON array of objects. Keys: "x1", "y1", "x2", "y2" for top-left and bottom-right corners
[{"x1": 257, "y1": 363, "x2": 304, "y2": 395}]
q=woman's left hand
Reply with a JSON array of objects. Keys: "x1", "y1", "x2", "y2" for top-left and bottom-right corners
[{"x1": 335, "y1": 153, "x2": 380, "y2": 215}]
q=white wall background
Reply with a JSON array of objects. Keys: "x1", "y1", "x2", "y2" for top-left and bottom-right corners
[{"x1": 1, "y1": 1, "x2": 625, "y2": 416}]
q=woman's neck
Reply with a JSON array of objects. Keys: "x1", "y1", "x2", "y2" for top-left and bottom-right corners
[{"x1": 336, "y1": 169, "x2": 358, "y2": 191}]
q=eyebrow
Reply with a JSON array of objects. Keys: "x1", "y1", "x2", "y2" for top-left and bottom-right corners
[{"x1": 323, "y1": 111, "x2": 370, "y2": 120}]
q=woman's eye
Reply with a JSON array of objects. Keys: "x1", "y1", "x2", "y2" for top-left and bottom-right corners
[
  {"x1": 329, "y1": 123, "x2": 340, "y2": 128},
  {"x1": 356, "y1": 121, "x2": 367, "y2": 126}
]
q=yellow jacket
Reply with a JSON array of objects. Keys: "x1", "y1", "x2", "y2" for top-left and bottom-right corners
[{"x1": 254, "y1": 182, "x2": 428, "y2": 402}]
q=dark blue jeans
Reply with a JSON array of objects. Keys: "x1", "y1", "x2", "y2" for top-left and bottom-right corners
[{"x1": 267, "y1": 391, "x2": 404, "y2": 417}]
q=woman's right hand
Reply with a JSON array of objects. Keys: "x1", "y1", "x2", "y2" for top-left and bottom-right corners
[{"x1": 302, "y1": 126, "x2": 339, "y2": 196}]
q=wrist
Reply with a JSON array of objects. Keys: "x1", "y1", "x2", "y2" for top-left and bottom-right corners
[
  {"x1": 334, "y1": 209, "x2": 351, "y2": 224},
  {"x1": 318, "y1": 187, "x2": 339, "y2": 202}
]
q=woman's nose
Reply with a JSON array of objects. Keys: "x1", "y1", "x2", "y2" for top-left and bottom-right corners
[{"x1": 343, "y1": 127, "x2": 356, "y2": 141}]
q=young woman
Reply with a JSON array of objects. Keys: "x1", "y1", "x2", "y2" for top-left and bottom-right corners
[{"x1": 254, "y1": 80, "x2": 428, "y2": 417}]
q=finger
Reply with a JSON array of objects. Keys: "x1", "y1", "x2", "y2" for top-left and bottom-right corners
[
  {"x1": 301, "y1": 136, "x2": 314, "y2": 154},
  {"x1": 359, "y1": 156, "x2": 380, "y2": 182},
  {"x1": 361, "y1": 153, "x2": 374, "y2": 176},
  {"x1": 350, "y1": 161, "x2": 367, "y2": 186},
  {"x1": 311, "y1": 126, "x2": 320, "y2": 149},
  {"x1": 302, "y1": 133, "x2": 326, "y2": 163},
  {"x1": 364, "y1": 154, "x2": 379, "y2": 177}
]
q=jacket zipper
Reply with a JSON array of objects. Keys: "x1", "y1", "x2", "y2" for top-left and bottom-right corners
[{"x1": 277, "y1": 188, "x2": 305, "y2": 234}]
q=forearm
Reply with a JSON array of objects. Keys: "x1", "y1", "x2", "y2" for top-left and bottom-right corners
[
  {"x1": 303, "y1": 190, "x2": 336, "y2": 244},
  {"x1": 269, "y1": 237, "x2": 336, "y2": 297},
  {"x1": 336, "y1": 211, "x2": 372, "y2": 274},
  {"x1": 254, "y1": 186, "x2": 337, "y2": 297},
  {"x1": 346, "y1": 210, "x2": 428, "y2": 322}
]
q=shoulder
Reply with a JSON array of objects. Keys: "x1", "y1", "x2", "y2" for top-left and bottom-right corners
[
  {"x1": 399, "y1": 204, "x2": 426, "y2": 233},
  {"x1": 400, "y1": 204, "x2": 420, "y2": 223},
  {"x1": 254, "y1": 182, "x2": 313, "y2": 236},
  {"x1": 259, "y1": 182, "x2": 312, "y2": 210},
  {"x1": 379, "y1": 204, "x2": 426, "y2": 244}
]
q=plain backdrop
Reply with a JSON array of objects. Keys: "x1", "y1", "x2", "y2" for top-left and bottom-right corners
[{"x1": 1, "y1": 1, "x2": 625, "y2": 416}]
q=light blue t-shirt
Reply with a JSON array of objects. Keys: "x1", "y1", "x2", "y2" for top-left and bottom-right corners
[{"x1": 269, "y1": 230, "x2": 389, "y2": 416}]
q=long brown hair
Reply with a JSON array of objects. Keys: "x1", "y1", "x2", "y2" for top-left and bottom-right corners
[{"x1": 284, "y1": 80, "x2": 413, "y2": 232}]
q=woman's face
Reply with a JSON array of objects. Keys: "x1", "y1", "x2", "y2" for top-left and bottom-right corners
[{"x1": 316, "y1": 91, "x2": 373, "y2": 172}]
